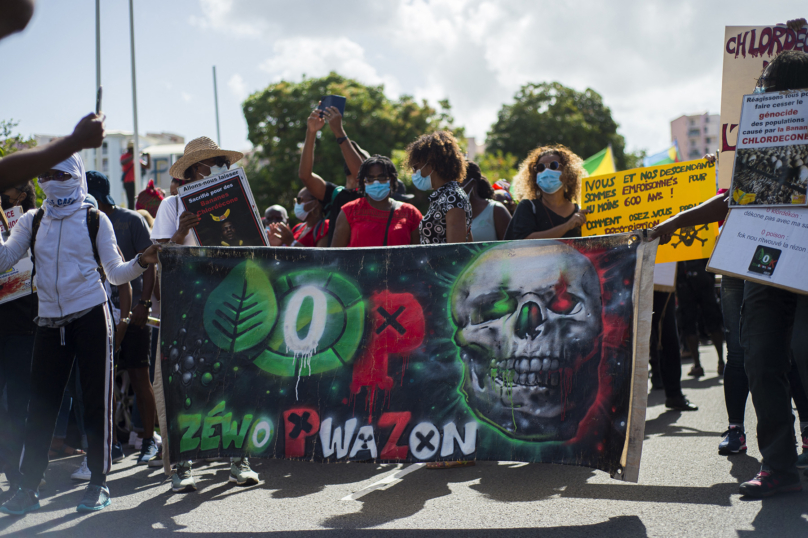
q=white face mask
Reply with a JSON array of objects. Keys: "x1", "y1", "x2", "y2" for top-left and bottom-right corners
[
  {"x1": 205, "y1": 163, "x2": 229, "y2": 177},
  {"x1": 294, "y1": 202, "x2": 310, "y2": 221}
]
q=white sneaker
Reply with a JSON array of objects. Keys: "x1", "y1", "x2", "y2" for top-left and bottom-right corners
[
  {"x1": 153, "y1": 432, "x2": 162, "y2": 447},
  {"x1": 71, "y1": 457, "x2": 91, "y2": 481},
  {"x1": 128, "y1": 431, "x2": 142, "y2": 450}
]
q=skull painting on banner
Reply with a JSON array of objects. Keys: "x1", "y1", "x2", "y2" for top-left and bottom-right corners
[{"x1": 451, "y1": 242, "x2": 604, "y2": 441}]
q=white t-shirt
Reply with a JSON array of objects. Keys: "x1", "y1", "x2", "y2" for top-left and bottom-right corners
[{"x1": 151, "y1": 195, "x2": 198, "y2": 246}]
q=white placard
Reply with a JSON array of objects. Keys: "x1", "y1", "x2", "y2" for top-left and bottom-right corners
[
  {"x1": 728, "y1": 89, "x2": 808, "y2": 208},
  {"x1": 0, "y1": 206, "x2": 34, "y2": 305},
  {"x1": 653, "y1": 262, "x2": 677, "y2": 292},
  {"x1": 719, "y1": 24, "x2": 808, "y2": 189},
  {"x1": 706, "y1": 206, "x2": 808, "y2": 294}
]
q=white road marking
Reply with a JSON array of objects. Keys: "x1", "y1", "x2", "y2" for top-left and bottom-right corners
[{"x1": 341, "y1": 463, "x2": 425, "y2": 501}]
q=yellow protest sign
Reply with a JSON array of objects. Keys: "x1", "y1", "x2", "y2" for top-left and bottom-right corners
[{"x1": 581, "y1": 159, "x2": 719, "y2": 264}]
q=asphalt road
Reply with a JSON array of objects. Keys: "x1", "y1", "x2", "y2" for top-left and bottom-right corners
[{"x1": 2, "y1": 345, "x2": 807, "y2": 537}]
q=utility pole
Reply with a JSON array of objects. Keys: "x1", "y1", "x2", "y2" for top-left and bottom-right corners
[
  {"x1": 213, "y1": 66, "x2": 221, "y2": 146},
  {"x1": 95, "y1": 0, "x2": 102, "y2": 174},
  {"x1": 128, "y1": 0, "x2": 141, "y2": 196}
]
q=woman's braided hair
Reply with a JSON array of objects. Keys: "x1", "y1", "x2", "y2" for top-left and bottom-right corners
[{"x1": 405, "y1": 131, "x2": 467, "y2": 183}]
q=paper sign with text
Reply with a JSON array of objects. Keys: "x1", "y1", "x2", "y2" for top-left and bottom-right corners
[
  {"x1": 178, "y1": 167, "x2": 267, "y2": 248},
  {"x1": 719, "y1": 24, "x2": 808, "y2": 189},
  {"x1": 581, "y1": 160, "x2": 719, "y2": 264},
  {"x1": 0, "y1": 206, "x2": 34, "y2": 305},
  {"x1": 728, "y1": 90, "x2": 808, "y2": 208},
  {"x1": 707, "y1": 207, "x2": 808, "y2": 295}
]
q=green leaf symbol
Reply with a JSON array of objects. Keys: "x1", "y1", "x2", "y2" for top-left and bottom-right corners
[{"x1": 204, "y1": 260, "x2": 277, "y2": 353}]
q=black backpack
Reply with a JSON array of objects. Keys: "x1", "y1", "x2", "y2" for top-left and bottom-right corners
[{"x1": 30, "y1": 206, "x2": 106, "y2": 287}]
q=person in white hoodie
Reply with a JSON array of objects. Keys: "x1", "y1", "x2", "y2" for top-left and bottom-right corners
[{"x1": 0, "y1": 154, "x2": 160, "y2": 515}]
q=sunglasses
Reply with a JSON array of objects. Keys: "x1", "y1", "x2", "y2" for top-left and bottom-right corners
[
  {"x1": 364, "y1": 175, "x2": 391, "y2": 184},
  {"x1": 38, "y1": 171, "x2": 73, "y2": 182},
  {"x1": 535, "y1": 161, "x2": 560, "y2": 173}
]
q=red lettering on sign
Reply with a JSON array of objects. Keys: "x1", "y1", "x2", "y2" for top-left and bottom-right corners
[
  {"x1": 378, "y1": 411, "x2": 412, "y2": 460},
  {"x1": 282, "y1": 408, "x2": 320, "y2": 458}
]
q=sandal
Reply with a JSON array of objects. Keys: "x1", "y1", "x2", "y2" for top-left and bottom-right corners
[{"x1": 426, "y1": 461, "x2": 476, "y2": 469}]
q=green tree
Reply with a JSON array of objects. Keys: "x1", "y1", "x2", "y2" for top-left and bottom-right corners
[
  {"x1": 476, "y1": 150, "x2": 519, "y2": 183},
  {"x1": 486, "y1": 82, "x2": 642, "y2": 171},
  {"x1": 0, "y1": 120, "x2": 43, "y2": 206},
  {"x1": 242, "y1": 72, "x2": 463, "y2": 211}
]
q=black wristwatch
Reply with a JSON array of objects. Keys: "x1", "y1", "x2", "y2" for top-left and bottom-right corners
[
  {"x1": 336, "y1": 136, "x2": 348, "y2": 145},
  {"x1": 138, "y1": 299, "x2": 152, "y2": 309}
]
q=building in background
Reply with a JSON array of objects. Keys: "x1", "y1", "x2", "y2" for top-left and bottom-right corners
[
  {"x1": 466, "y1": 137, "x2": 486, "y2": 161},
  {"x1": 34, "y1": 131, "x2": 185, "y2": 206},
  {"x1": 670, "y1": 113, "x2": 719, "y2": 161}
]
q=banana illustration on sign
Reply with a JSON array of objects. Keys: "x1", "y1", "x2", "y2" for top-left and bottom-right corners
[{"x1": 211, "y1": 209, "x2": 231, "y2": 222}]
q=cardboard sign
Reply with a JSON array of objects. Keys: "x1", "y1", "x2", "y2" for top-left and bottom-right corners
[
  {"x1": 719, "y1": 24, "x2": 808, "y2": 189},
  {"x1": 580, "y1": 160, "x2": 719, "y2": 263},
  {"x1": 707, "y1": 207, "x2": 808, "y2": 294},
  {"x1": 0, "y1": 206, "x2": 34, "y2": 305},
  {"x1": 728, "y1": 90, "x2": 808, "y2": 207},
  {"x1": 159, "y1": 234, "x2": 656, "y2": 482},
  {"x1": 178, "y1": 167, "x2": 267, "y2": 247}
]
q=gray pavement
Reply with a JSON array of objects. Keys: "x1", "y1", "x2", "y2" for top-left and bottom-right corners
[{"x1": 2, "y1": 345, "x2": 807, "y2": 537}]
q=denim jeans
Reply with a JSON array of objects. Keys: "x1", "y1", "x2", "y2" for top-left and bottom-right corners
[
  {"x1": 0, "y1": 333, "x2": 35, "y2": 482},
  {"x1": 741, "y1": 282, "x2": 808, "y2": 472}
]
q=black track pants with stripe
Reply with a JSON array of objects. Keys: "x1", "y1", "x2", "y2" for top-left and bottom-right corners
[{"x1": 20, "y1": 303, "x2": 113, "y2": 490}]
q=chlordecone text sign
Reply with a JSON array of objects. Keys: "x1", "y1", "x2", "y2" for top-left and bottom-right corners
[{"x1": 159, "y1": 236, "x2": 656, "y2": 481}]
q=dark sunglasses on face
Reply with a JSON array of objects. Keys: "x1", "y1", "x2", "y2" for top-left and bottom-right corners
[
  {"x1": 535, "y1": 161, "x2": 560, "y2": 173},
  {"x1": 38, "y1": 171, "x2": 73, "y2": 182}
]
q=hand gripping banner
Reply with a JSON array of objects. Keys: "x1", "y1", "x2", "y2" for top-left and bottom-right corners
[{"x1": 158, "y1": 233, "x2": 656, "y2": 481}]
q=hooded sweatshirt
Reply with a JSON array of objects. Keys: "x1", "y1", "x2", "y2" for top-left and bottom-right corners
[{"x1": 0, "y1": 154, "x2": 146, "y2": 318}]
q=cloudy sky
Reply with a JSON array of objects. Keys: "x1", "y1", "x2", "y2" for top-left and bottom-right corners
[{"x1": 1, "y1": 0, "x2": 804, "y2": 156}]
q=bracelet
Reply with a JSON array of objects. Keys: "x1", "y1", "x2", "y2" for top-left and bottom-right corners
[
  {"x1": 136, "y1": 254, "x2": 148, "y2": 269},
  {"x1": 138, "y1": 299, "x2": 152, "y2": 308},
  {"x1": 336, "y1": 136, "x2": 348, "y2": 145},
  {"x1": 120, "y1": 317, "x2": 130, "y2": 325}
]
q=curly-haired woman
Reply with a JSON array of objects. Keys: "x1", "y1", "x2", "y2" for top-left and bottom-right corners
[
  {"x1": 405, "y1": 131, "x2": 472, "y2": 244},
  {"x1": 331, "y1": 155, "x2": 422, "y2": 248},
  {"x1": 505, "y1": 144, "x2": 588, "y2": 240}
]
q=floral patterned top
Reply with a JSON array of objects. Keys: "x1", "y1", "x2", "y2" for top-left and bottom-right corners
[{"x1": 419, "y1": 181, "x2": 473, "y2": 244}]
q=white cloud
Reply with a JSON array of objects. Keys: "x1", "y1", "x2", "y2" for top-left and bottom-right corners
[
  {"x1": 181, "y1": 92, "x2": 193, "y2": 103},
  {"x1": 228, "y1": 73, "x2": 247, "y2": 100},
  {"x1": 190, "y1": 0, "x2": 806, "y2": 153}
]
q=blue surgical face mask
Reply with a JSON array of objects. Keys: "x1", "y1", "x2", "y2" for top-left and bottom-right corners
[
  {"x1": 536, "y1": 169, "x2": 563, "y2": 194},
  {"x1": 753, "y1": 86, "x2": 766, "y2": 94},
  {"x1": 294, "y1": 202, "x2": 309, "y2": 221},
  {"x1": 412, "y1": 168, "x2": 432, "y2": 191},
  {"x1": 365, "y1": 181, "x2": 391, "y2": 201}
]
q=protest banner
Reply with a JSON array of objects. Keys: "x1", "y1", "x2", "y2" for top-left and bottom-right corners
[
  {"x1": 0, "y1": 206, "x2": 34, "y2": 305},
  {"x1": 719, "y1": 23, "x2": 808, "y2": 189},
  {"x1": 707, "y1": 207, "x2": 808, "y2": 295},
  {"x1": 159, "y1": 234, "x2": 657, "y2": 482},
  {"x1": 178, "y1": 167, "x2": 267, "y2": 247},
  {"x1": 580, "y1": 159, "x2": 719, "y2": 263},
  {"x1": 728, "y1": 89, "x2": 808, "y2": 207}
]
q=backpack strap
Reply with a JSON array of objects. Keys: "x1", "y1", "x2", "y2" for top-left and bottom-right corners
[
  {"x1": 29, "y1": 207, "x2": 45, "y2": 293},
  {"x1": 86, "y1": 207, "x2": 106, "y2": 283}
]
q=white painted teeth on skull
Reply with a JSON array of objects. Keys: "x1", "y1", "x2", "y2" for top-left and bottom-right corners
[{"x1": 494, "y1": 356, "x2": 562, "y2": 387}]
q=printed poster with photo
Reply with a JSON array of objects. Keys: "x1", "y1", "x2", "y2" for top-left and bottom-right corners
[
  {"x1": 718, "y1": 24, "x2": 808, "y2": 189},
  {"x1": 0, "y1": 206, "x2": 35, "y2": 305},
  {"x1": 728, "y1": 89, "x2": 808, "y2": 208},
  {"x1": 178, "y1": 167, "x2": 268, "y2": 248}
]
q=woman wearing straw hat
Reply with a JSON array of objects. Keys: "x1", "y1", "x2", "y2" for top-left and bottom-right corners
[{"x1": 150, "y1": 137, "x2": 260, "y2": 493}]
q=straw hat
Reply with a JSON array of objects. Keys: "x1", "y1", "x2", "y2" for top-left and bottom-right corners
[{"x1": 169, "y1": 136, "x2": 244, "y2": 180}]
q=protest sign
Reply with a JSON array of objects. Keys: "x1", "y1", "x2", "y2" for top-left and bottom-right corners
[
  {"x1": 707, "y1": 207, "x2": 808, "y2": 295},
  {"x1": 159, "y1": 234, "x2": 656, "y2": 482},
  {"x1": 719, "y1": 24, "x2": 808, "y2": 189},
  {"x1": 653, "y1": 262, "x2": 677, "y2": 293},
  {"x1": 580, "y1": 160, "x2": 719, "y2": 263},
  {"x1": 728, "y1": 90, "x2": 808, "y2": 207},
  {"x1": 0, "y1": 206, "x2": 34, "y2": 305},
  {"x1": 178, "y1": 167, "x2": 267, "y2": 247}
]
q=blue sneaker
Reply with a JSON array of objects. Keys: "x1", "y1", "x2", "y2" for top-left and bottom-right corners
[
  {"x1": 0, "y1": 488, "x2": 40, "y2": 516},
  {"x1": 112, "y1": 443, "x2": 125, "y2": 463},
  {"x1": 137, "y1": 437, "x2": 158, "y2": 465},
  {"x1": 76, "y1": 485, "x2": 111, "y2": 512},
  {"x1": 718, "y1": 426, "x2": 747, "y2": 455}
]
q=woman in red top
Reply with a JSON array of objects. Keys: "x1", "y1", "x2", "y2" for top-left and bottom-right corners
[
  {"x1": 331, "y1": 155, "x2": 422, "y2": 247},
  {"x1": 269, "y1": 187, "x2": 329, "y2": 247}
]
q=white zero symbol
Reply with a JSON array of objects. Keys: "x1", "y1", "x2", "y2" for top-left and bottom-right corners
[
  {"x1": 252, "y1": 420, "x2": 272, "y2": 448},
  {"x1": 283, "y1": 285, "x2": 328, "y2": 354}
]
